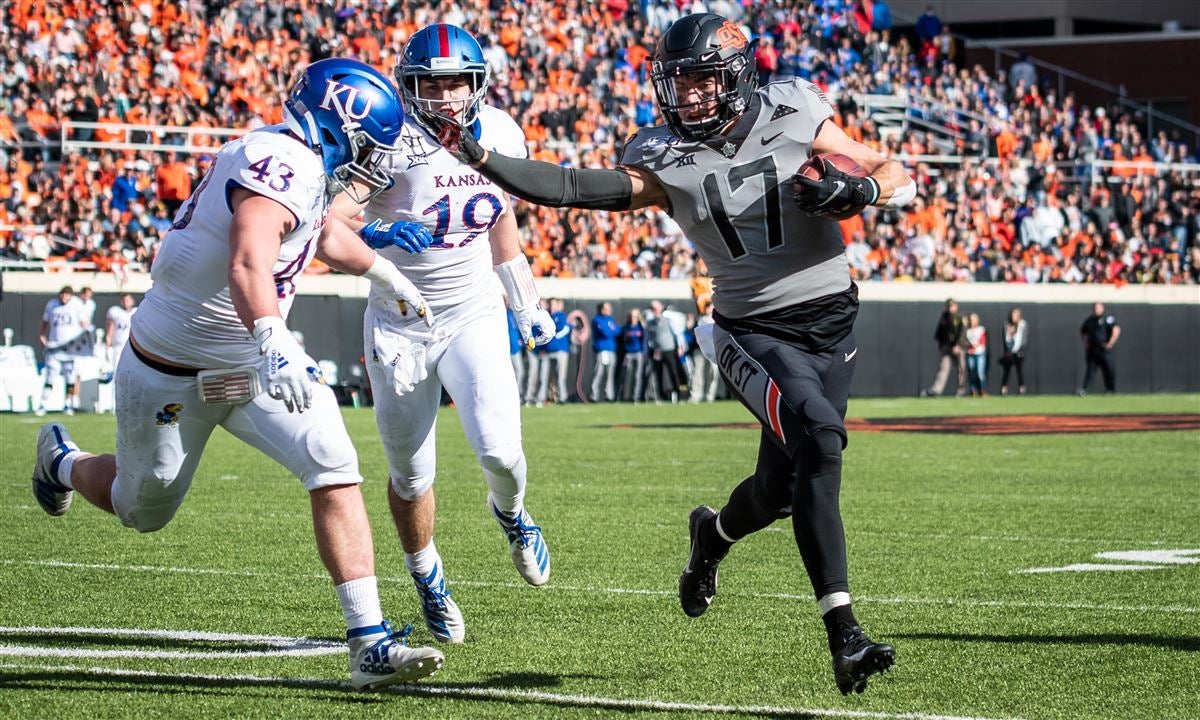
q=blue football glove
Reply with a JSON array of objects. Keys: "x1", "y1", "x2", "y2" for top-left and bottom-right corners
[{"x1": 359, "y1": 219, "x2": 434, "y2": 254}]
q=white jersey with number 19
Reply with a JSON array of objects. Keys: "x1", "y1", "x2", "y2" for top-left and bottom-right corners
[
  {"x1": 364, "y1": 104, "x2": 527, "y2": 330},
  {"x1": 132, "y1": 126, "x2": 330, "y2": 369}
]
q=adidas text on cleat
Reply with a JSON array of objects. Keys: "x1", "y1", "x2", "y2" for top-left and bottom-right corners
[
  {"x1": 412, "y1": 565, "x2": 466, "y2": 644},
  {"x1": 32, "y1": 423, "x2": 78, "y2": 516},
  {"x1": 832, "y1": 625, "x2": 896, "y2": 695},
  {"x1": 679, "y1": 505, "x2": 725, "y2": 617},
  {"x1": 490, "y1": 502, "x2": 550, "y2": 586},
  {"x1": 348, "y1": 620, "x2": 444, "y2": 690}
]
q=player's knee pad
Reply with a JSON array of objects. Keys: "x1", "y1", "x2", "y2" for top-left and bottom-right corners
[
  {"x1": 294, "y1": 422, "x2": 360, "y2": 491},
  {"x1": 478, "y1": 445, "x2": 523, "y2": 477},
  {"x1": 112, "y1": 473, "x2": 184, "y2": 534},
  {"x1": 390, "y1": 473, "x2": 434, "y2": 503},
  {"x1": 806, "y1": 429, "x2": 844, "y2": 466},
  {"x1": 797, "y1": 397, "x2": 847, "y2": 450}
]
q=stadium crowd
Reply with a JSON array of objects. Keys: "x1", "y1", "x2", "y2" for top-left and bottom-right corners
[{"x1": 1, "y1": 0, "x2": 1197, "y2": 286}]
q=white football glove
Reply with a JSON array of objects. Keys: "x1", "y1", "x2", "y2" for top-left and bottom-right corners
[
  {"x1": 514, "y1": 305, "x2": 556, "y2": 349},
  {"x1": 253, "y1": 316, "x2": 322, "y2": 413},
  {"x1": 362, "y1": 254, "x2": 434, "y2": 327}
]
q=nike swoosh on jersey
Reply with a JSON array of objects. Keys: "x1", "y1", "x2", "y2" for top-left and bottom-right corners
[
  {"x1": 844, "y1": 348, "x2": 857, "y2": 362},
  {"x1": 760, "y1": 132, "x2": 784, "y2": 145},
  {"x1": 816, "y1": 181, "x2": 846, "y2": 207}
]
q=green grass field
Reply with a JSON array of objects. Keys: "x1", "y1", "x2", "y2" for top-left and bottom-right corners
[{"x1": 2, "y1": 395, "x2": 1198, "y2": 720}]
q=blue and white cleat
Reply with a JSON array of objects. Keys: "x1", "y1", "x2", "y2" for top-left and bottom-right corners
[
  {"x1": 490, "y1": 502, "x2": 550, "y2": 586},
  {"x1": 412, "y1": 564, "x2": 465, "y2": 644},
  {"x1": 348, "y1": 620, "x2": 444, "y2": 690},
  {"x1": 32, "y1": 423, "x2": 78, "y2": 516}
]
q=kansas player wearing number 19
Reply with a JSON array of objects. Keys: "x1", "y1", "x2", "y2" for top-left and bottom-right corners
[
  {"x1": 424, "y1": 14, "x2": 918, "y2": 694},
  {"x1": 332, "y1": 24, "x2": 552, "y2": 647},
  {"x1": 29, "y1": 58, "x2": 444, "y2": 689}
]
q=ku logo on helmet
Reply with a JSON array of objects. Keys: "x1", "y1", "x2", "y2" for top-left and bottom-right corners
[{"x1": 319, "y1": 80, "x2": 376, "y2": 122}]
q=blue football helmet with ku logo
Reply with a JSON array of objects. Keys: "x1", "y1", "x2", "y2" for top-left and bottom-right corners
[
  {"x1": 396, "y1": 24, "x2": 489, "y2": 131},
  {"x1": 283, "y1": 58, "x2": 405, "y2": 203}
]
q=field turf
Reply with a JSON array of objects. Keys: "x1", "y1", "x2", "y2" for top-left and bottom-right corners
[{"x1": 1, "y1": 394, "x2": 1198, "y2": 719}]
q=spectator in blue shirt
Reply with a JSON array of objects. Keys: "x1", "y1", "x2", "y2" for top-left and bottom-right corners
[
  {"x1": 590, "y1": 302, "x2": 620, "y2": 402},
  {"x1": 915, "y1": 5, "x2": 942, "y2": 43},
  {"x1": 536, "y1": 298, "x2": 571, "y2": 406},
  {"x1": 872, "y1": 0, "x2": 893, "y2": 31},
  {"x1": 111, "y1": 167, "x2": 141, "y2": 213},
  {"x1": 620, "y1": 308, "x2": 647, "y2": 402}
]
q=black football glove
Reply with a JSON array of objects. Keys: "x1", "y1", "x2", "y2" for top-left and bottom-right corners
[
  {"x1": 793, "y1": 158, "x2": 880, "y2": 217},
  {"x1": 422, "y1": 112, "x2": 486, "y2": 166}
]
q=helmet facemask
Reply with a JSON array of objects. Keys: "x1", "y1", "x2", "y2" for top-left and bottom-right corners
[
  {"x1": 331, "y1": 127, "x2": 396, "y2": 204},
  {"x1": 651, "y1": 52, "x2": 753, "y2": 142},
  {"x1": 398, "y1": 67, "x2": 488, "y2": 131}
]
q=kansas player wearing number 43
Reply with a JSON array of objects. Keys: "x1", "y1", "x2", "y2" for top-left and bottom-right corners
[
  {"x1": 426, "y1": 14, "x2": 917, "y2": 695},
  {"x1": 30, "y1": 58, "x2": 444, "y2": 690},
  {"x1": 332, "y1": 24, "x2": 552, "y2": 647}
]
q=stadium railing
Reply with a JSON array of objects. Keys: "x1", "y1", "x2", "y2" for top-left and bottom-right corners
[{"x1": 59, "y1": 121, "x2": 246, "y2": 155}]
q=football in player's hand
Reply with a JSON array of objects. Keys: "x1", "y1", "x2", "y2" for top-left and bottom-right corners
[{"x1": 793, "y1": 153, "x2": 869, "y2": 221}]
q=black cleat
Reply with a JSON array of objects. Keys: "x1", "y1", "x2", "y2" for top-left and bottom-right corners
[
  {"x1": 832, "y1": 625, "x2": 895, "y2": 695},
  {"x1": 679, "y1": 505, "x2": 725, "y2": 618}
]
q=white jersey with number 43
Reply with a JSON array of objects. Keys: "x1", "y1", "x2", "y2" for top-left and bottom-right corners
[
  {"x1": 364, "y1": 104, "x2": 527, "y2": 329},
  {"x1": 133, "y1": 125, "x2": 330, "y2": 369}
]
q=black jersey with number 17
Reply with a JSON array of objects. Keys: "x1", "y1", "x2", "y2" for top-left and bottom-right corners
[{"x1": 620, "y1": 79, "x2": 856, "y2": 351}]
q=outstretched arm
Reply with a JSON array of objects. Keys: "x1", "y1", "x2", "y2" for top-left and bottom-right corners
[{"x1": 427, "y1": 113, "x2": 667, "y2": 211}]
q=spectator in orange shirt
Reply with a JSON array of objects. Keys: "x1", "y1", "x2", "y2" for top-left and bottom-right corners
[{"x1": 154, "y1": 150, "x2": 191, "y2": 214}]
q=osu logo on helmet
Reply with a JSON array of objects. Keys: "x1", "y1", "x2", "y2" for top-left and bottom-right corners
[{"x1": 714, "y1": 21, "x2": 747, "y2": 50}]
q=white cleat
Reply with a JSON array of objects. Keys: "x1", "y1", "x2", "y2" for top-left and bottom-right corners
[
  {"x1": 490, "y1": 502, "x2": 550, "y2": 586},
  {"x1": 32, "y1": 423, "x2": 78, "y2": 516},
  {"x1": 412, "y1": 565, "x2": 466, "y2": 644},
  {"x1": 348, "y1": 621, "x2": 444, "y2": 690}
]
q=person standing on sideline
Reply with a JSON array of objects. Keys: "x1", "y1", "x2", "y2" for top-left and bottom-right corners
[
  {"x1": 423, "y1": 13, "x2": 914, "y2": 694},
  {"x1": 690, "y1": 300, "x2": 722, "y2": 403},
  {"x1": 619, "y1": 308, "x2": 647, "y2": 402},
  {"x1": 922, "y1": 298, "x2": 966, "y2": 397},
  {"x1": 36, "y1": 285, "x2": 89, "y2": 416},
  {"x1": 506, "y1": 303, "x2": 525, "y2": 398},
  {"x1": 536, "y1": 297, "x2": 571, "y2": 406},
  {"x1": 964, "y1": 313, "x2": 988, "y2": 396},
  {"x1": 999, "y1": 307, "x2": 1028, "y2": 395},
  {"x1": 331, "y1": 26, "x2": 553, "y2": 646},
  {"x1": 590, "y1": 301, "x2": 620, "y2": 402},
  {"x1": 31, "y1": 58, "x2": 444, "y2": 689},
  {"x1": 105, "y1": 293, "x2": 138, "y2": 369},
  {"x1": 1079, "y1": 302, "x2": 1120, "y2": 395}
]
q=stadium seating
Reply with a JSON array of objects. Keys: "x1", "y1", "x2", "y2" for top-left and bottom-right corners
[{"x1": 0, "y1": 1, "x2": 1195, "y2": 285}]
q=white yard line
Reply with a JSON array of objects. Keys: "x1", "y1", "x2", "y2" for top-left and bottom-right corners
[
  {"x1": 0, "y1": 626, "x2": 342, "y2": 660},
  {"x1": 0, "y1": 661, "x2": 1026, "y2": 720},
  {"x1": 7, "y1": 559, "x2": 1198, "y2": 615}
]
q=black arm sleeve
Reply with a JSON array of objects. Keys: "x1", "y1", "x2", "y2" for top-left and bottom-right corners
[{"x1": 477, "y1": 152, "x2": 634, "y2": 211}]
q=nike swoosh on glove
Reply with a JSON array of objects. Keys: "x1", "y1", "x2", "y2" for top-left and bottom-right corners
[
  {"x1": 422, "y1": 112, "x2": 485, "y2": 166},
  {"x1": 359, "y1": 219, "x2": 435, "y2": 254},
  {"x1": 793, "y1": 159, "x2": 879, "y2": 217}
]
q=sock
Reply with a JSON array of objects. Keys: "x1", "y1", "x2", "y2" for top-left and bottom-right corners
[
  {"x1": 56, "y1": 452, "x2": 85, "y2": 488},
  {"x1": 701, "y1": 512, "x2": 736, "y2": 558},
  {"x1": 820, "y1": 594, "x2": 857, "y2": 652},
  {"x1": 404, "y1": 539, "x2": 441, "y2": 580},
  {"x1": 334, "y1": 576, "x2": 384, "y2": 634}
]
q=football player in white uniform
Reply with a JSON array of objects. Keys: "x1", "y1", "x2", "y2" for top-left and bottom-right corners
[
  {"x1": 332, "y1": 24, "x2": 553, "y2": 645},
  {"x1": 105, "y1": 293, "x2": 137, "y2": 369},
  {"x1": 31, "y1": 58, "x2": 444, "y2": 690},
  {"x1": 426, "y1": 14, "x2": 917, "y2": 695},
  {"x1": 36, "y1": 285, "x2": 90, "y2": 416}
]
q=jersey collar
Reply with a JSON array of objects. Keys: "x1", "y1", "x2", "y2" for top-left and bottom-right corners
[{"x1": 699, "y1": 94, "x2": 763, "y2": 160}]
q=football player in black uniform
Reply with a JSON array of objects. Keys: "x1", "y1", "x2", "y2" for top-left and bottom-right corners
[{"x1": 426, "y1": 14, "x2": 916, "y2": 695}]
